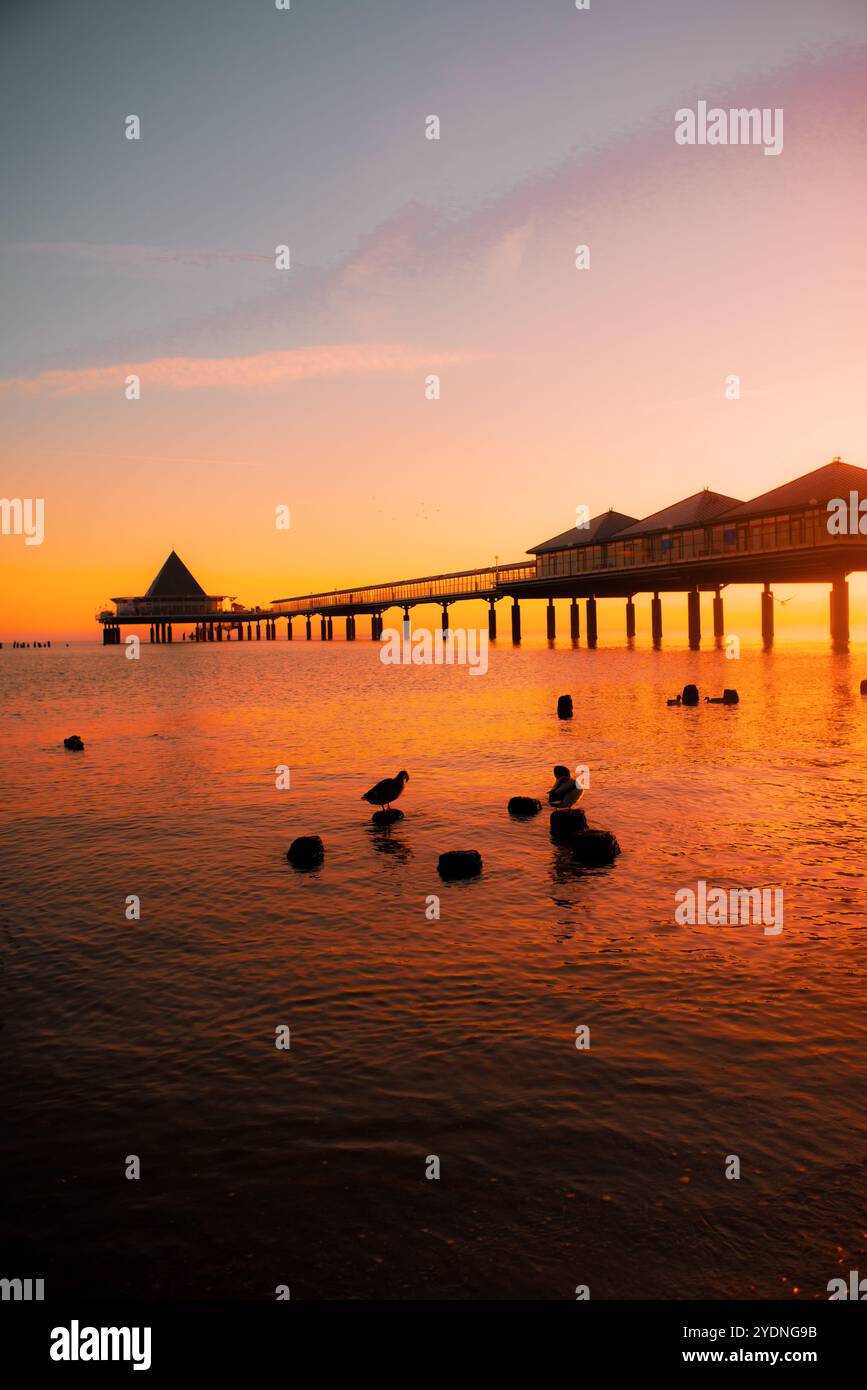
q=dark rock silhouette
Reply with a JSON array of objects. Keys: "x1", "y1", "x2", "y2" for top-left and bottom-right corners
[
  {"x1": 557, "y1": 694, "x2": 573, "y2": 719},
  {"x1": 571, "y1": 829, "x2": 621, "y2": 866},
  {"x1": 681, "y1": 684, "x2": 700, "y2": 706},
  {"x1": 861, "y1": 679, "x2": 867, "y2": 695},
  {"x1": 706, "y1": 689, "x2": 740, "y2": 705},
  {"x1": 286, "y1": 835, "x2": 324, "y2": 869},
  {"x1": 438, "y1": 850, "x2": 482, "y2": 880},
  {"x1": 508, "y1": 796, "x2": 542, "y2": 817},
  {"x1": 63, "y1": 735, "x2": 84, "y2": 750},
  {"x1": 372, "y1": 808, "x2": 404, "y2": 825},
  {"x1": 549, "y1": 808, "x2": 589, "y2": 843}
]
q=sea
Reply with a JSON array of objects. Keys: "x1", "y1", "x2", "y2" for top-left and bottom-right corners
[{"x1": 2, "y1": 634, "x2": 866, "y2": 1299}]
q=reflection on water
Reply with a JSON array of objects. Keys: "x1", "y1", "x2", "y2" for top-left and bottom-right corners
[{"x1": 1, "y1": 638, "x2": 866, "y2": 1299}]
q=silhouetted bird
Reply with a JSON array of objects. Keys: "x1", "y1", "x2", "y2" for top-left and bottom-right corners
[
  {"x1": 362, "y1": 770, "x2": 410, "y2": 811},
  {"x1": 548, "y1": 765, "x2": 582, "y2": 808}
]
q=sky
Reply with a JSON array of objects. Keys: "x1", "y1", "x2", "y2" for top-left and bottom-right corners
[{"x1": 1, "y1": 0, "x2": 867, "y2": 638}]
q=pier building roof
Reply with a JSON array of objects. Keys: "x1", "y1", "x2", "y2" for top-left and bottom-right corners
[
  {"x1": 613, "y1": 489, "x2": 742, "y2": 539},
  {"x1": 529, "y1": 510, "x2": 639, "y2": 555},
  {"x1": 720, "y1": 459, "x2": 867, "y2": 521}
]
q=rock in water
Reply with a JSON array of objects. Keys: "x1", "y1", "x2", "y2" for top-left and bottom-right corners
[
  {"x1": 549, "y1": 808, "x2": 589, "y2": 842},
  {"x1": 508, "y1": 796, "x2": 542, "y2": 817},
  {"x1": 681, "y1": 684, "x2": 700, "y2": 707},
  {"x1": 557, "y1": 694, "x2": 574, "y2": 719},
  {"x1": 287, "y1": 835, "x2": 324, "y2": 869},
  {"x1": 63, "y1": 735, "x2": 85, "y2": 750},
  {"x1": 860, "y1": 679, "x2": 867, "y2": 695},
  {"x1": 722, "y1": 688, "x2": 739, "y2": 705},
  {"x1": 372, "y1": 808, "x2": 404, "y2": 825},
  {"x1": 571, "y1": 830, "x2": 621, "y2": 866},
  {"x1": 438, "y1": 850, "x2": 482, "y2": 880}
]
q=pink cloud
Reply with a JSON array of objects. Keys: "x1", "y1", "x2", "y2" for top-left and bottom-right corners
[{"x1": 0, "y1": 342, "x2": 479, "y2": 398}]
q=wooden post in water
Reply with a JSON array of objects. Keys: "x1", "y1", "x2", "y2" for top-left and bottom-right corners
[
  {"x1": 511, "y1": 599, "x2": 521, "y2": 644},
  {"x1": 488, "y1": 599, "x2": 497, "y2": 640},
  {"x1": 570, "y1": 597, "x2": 579, "y2": 641},
  {"x1": 586, "y1": 596, "x2": 598, "y2": 648},
  {"x1": 546, "y1": 599, "x2": 556, "y2": 640},
  {"x1": 651, "y1": 593, "x2": 662, "y2": 647},
  {"x1": 761, "y1": 583, "x2": 774, "y2": 648},
  {"x1": 830, "y1": 575, "x2": 849, "y2": 648},
  {"x1": 713, "y1": 586, "x2": 724, "y2": 641},
  {"x1": 626, "y1": 597, "x2": 636, "y2": 639},
  {"x1": 688, "y1": 589, "x2": 701, "y2": 650}
]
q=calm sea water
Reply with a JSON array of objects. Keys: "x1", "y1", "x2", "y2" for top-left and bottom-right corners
[{"x1": 2, "y1": 635, "x2": 866, "y2": 1300}]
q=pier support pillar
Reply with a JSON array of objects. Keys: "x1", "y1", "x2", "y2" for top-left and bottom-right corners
[
  {"x1": 488, "y1": 600, "x2": 497, "y2": 640},
  {"x1": 167, "y1": 623, "x2": 173, "y2": 643},
  {"x1": 402, "y1": 606, "x2": 411, "y2": 641},
  {"x1": 651, "y1": 593, "x2": 662, "y2": 647},
  {"x1": 511, "y1": 599, "x2": 521, "y2": 644},
  {"x1": 102, "y1": 626, "x2": 109, "y2": 646},
  {"x1": 713, "y1": 587, "x2": 725, "y2": 641},
  {"x1": 687, "y1": 589, "x2": 701, "y2": 650},
  {"x1": 441, "y1": 603, "x2": 450, "y2": 636},
  {"x1": 286, "y1": 619, "x2": 291, "y2": 640},
  {"x1": 830, "y1": 576, "x2": 849, "y2": 648},
  {"x1": 546, "y1": 599, "x2": 556, "y2": 641},
  {"x1": 762, "y1": 584, "x2": 774, "y2": 648},
  {"x1": 626, "y1": 597, "x2": 636, "y2": 639},
  {"x1": 586, "y1": 597, "x2": 598, "y2": 648},
  {"x1": 345, "y1": 615, "x2": 353, "y2": 640},
  {"x1": 256, "y1": 622, "x2": 261, "y2": 640},
  {"x1": 217, "y1": 624, "x2": 223, "y2": 641},
  {"x1": 149, "y1": 624, "x2": 155, "y2": 643},
  {"x1": 327, "y1": 617, "x2": 333, "y2": 640},
  {"x1": 371, "y1": 613, "x2": 379, "y2": 640},
  {"x1": 320, "y1": 616, "x2": 326, "y2": 640},
  {"x1": 570, "y1": 597, "x2": 580, "y2": 641},
  {"x1": 247, "y1": 622, "x2": 253, "y2": 640}
]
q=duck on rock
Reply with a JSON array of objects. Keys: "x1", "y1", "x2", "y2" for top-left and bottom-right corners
[
  {"x1": 548, "y1": 765, "x2": 582, "y2": 809},
  {"x1": 362, "y1": 770, "x2": 410, "y2": 812}
]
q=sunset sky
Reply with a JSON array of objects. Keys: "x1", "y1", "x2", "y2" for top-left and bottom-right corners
[{"x1": 1, "y1": 0, "x2": 866, "y2": 638}]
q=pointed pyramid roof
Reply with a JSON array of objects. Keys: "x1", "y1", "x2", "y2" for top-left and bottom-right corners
[
  {"x1": 144, "y1": 551, "x2": 207, "y2": 599},
  {"x1": 719, "y1": 459, "x2": 867, "y2": 520},
  {"x1": 613, "y1": 489, "x2": 743, "y2": 539}
]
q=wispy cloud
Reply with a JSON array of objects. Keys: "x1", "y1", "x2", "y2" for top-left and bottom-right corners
[
  {"x1": 0, "y1": 342, "x2": 479, "y2": 398},
  {"x1": 1, "y1": 241, "x2": 271, "y2": 268}
]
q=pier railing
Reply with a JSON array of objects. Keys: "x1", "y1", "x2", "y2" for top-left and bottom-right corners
[{"x1": 272, "y1": 561, "x2": 537, "y2": 614}]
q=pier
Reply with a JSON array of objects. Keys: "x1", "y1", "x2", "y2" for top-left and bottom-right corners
[{"x1": 98, "y1": 460, "x2": 867, "y2": 650}]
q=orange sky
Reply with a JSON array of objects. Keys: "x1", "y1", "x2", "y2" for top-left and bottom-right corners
[{"x1": 1, "y1": 18, "x2": 865, "y2": 640}]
